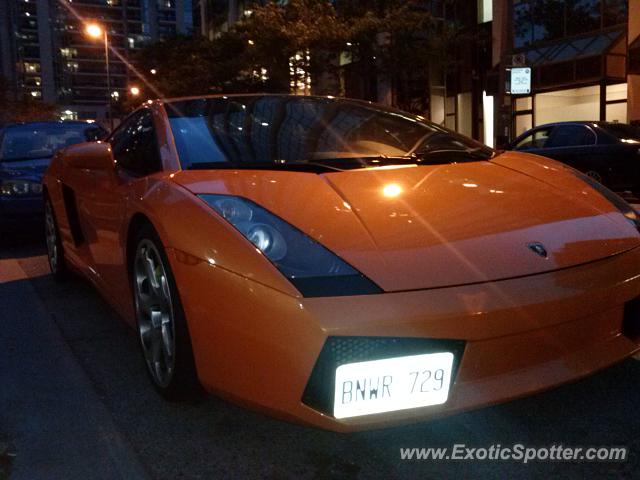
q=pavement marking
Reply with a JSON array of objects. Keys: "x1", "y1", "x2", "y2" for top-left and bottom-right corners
[{"x1": 0, "y1": 258, "x2": 30, "y2": 283}]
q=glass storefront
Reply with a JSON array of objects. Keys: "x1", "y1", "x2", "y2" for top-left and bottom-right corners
[
  {"x1": 513, "y1": 83, "x2": 627, "y2": 131},
  {"x1": 535, "y1": 86, "x2": 600, "y2": 125},
  {"x1": 605, "y1": 83, "x2": 628, "y2": 122}
]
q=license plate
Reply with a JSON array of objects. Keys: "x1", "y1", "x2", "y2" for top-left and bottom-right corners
[{"x1": 333, "y1": 352, "x2": 454, "y2": 419}]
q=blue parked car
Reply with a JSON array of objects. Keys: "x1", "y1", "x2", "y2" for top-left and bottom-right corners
[{"x1": 0, "y1": 121, "x2": 107, "y2": 232}]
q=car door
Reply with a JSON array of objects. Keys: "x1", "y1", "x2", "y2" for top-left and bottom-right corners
[
  {"x1": 587, "y1": 128, "x2": 640, "y2": 191},
  {"x1": 66, "y1": 109, "x2": 163, "y2": 303},
  {"x1": 97, "y1": 109, "x2": 164, "y2": 302},
  {"x1": 538, "y1": 124, "x2": 596, "y2": 170},
  {"x1": 512, "y1": 127, "x2": 554, "y2": 156}
]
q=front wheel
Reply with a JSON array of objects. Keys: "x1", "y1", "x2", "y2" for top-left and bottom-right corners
[{"x1": 132, "y1": 225, "x2": 200, "y2": 400}]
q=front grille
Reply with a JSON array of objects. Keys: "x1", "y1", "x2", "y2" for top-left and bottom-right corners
[
  {"x1": 302, "y1": 336, "x2": 465, "y2": 416},
  {"x1": 622, "y1": 297, "x2": 640, "y2": 341}
]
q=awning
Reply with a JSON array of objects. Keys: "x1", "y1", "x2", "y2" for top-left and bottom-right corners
[{"x1": 521, "y1": 30, "x2": 624, "y2": 67}]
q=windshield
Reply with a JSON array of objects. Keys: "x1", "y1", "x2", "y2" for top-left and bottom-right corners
[
  {"x1": 600, "y1": 123, "x2": 640, "y2": 142},
  {"x1": 166, "y1": 96, "x2": 492, "y2": 169},
  {"x1": 0, "y1": 123, "x2": 105, "y2": 162}
]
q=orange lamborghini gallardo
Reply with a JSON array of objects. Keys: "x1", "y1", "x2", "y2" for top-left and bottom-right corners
[{"x1": 42, "y1": 95, "x2": 640, "y2": 431}]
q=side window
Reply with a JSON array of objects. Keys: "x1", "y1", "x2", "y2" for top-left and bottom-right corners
[
  {"x1": 515, "y1": 128, "x2": 552, "y2": 150},
  {"x1": 546, "y1": 125, "x2": 596, "y2": 148},
  {"x1": 110, "y1": 109, "x2": 162, "y2": 176}
]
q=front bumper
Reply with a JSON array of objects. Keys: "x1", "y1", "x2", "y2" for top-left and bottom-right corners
[
  {"x1": 168, "y1": 246, "x2": 640, "y2": 432},
  {"x1": 0, "y1": 194, "x2": 44, "y2": 231}
]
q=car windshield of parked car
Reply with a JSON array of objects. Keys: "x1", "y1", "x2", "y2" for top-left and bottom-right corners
[
  {"x1": 599, "y1": 123, "x2": 640, "y2": 143},
  {"x1": 166, "y1": 96, "x2": 492, "y2": 169},
  {"x1": 0, "y1": 123, "x2": 104, "y2": 162}
]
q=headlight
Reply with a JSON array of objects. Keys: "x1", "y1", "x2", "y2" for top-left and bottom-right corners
[
  {"x1": 569, "y1": 168, "x2": 640, "y2": 231},
  {"x1": 0, "y1": 179, "x2": 43, "y2": 196},
  {"x1": 199, "y1": 194, "x2": 382, "y2": 297}
]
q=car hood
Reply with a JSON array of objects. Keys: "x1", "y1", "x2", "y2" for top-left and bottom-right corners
[
  {"x1": 173, "y1": 153, "x2": 640, "y2": 292},
  {"x1": 0, "y1": 157, "x2": 51, "y2": 181}
]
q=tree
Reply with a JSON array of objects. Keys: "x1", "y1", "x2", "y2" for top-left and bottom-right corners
[
  {"x1": 0, "y1": 76, "x2": 58, "y2": 125},
  {"x1": 235, "y1": 0, "x2": 351, "y2": 92},
  {"x1": 133, "y1": 1, "x2": 349, "y2": 99},
  {"x1": 131, "y1": 0, "x2": 469, "y2": 115}
]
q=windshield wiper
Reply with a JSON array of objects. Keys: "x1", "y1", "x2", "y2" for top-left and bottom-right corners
[
  {"x1": 184, "y1": 151, "x2": 492, "y2": 173},
  {"x1": 413, "y1": 147, "x2": 494, "y2": 163},
  {"x1": 185, "y1": 161, "x2": 345, "y2": 173}
]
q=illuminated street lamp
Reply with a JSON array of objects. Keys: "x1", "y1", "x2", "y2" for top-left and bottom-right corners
[
  {"x1": 130, "y1": 86, "x2": 140, "y2": 96},
  {"x1": 85, "y1": 22, "x2": 113, "y2": 130}
]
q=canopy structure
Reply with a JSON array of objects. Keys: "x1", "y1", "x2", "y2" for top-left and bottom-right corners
[{"x1": 515, "y1": 28, "x2": 627, "y2": 89}]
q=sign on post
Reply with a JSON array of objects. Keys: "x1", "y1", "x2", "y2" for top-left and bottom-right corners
[{"x1": 509, "y1": 67, "x2": 531, "y2": 95}]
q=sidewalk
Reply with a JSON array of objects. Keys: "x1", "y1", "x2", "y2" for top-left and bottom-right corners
[{"x1": 0, "y1": 258, "x2": 149, "y2": 480}]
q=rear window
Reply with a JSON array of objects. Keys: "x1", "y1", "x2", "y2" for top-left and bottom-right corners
[
  {"x1": 0, "y1": 123, "x2": 106, "y2": 161},
  {"x1": 599, "y1": 123, "x2": 640, "y2": 143}
]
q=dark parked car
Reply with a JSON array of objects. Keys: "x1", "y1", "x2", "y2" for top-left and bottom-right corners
[
  {"x1": 0, "y1": 121, "x2": 107, "y2": 231},
  {"x1": 509, "y1": 121, "x2": 640, "y2": 194}
]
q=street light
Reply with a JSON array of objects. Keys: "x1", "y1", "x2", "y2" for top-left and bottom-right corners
[
  {"x1": 85, "y1": 22, "x2": 113, "y2": 130},
  {"x1": 129, "y1": 86, "x2": 140, "y2": 96}
]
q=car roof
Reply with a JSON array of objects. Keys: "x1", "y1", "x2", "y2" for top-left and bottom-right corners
[
  {"x1": 1, "y1": 120, "x2": 98, "y2": 129},
  {"x1": 151, "y1": 93, "x2": 419, "y2": 119},
  {"x1": 529, "y1": 120, "x2": 630, "y2": 129},
  {"x1": 157, "y1": 93, "x2": 351, "y2": 104}
]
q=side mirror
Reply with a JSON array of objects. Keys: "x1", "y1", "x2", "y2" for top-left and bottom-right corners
[{"x1": 64, "y1": 141, "x2": 115, "y2": 171}]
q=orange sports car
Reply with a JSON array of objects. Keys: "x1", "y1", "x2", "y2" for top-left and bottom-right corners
[{"x1": 42, "y1": 95, "x2": 640, "y2": 431}]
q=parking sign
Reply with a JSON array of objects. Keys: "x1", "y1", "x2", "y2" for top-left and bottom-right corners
[{"x1": 510, "y1": 67, "x2": 531, "y2": 95}]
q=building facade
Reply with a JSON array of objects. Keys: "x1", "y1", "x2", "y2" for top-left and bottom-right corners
[
  {"x1": 193, "y1": 0, "x2": 489, "y2": 140},
  {"x1": 0, "y1": 0, "x2": 194, "y2": 124},
  {"x1": 489, "y1": 0, "x2": 638, "y2": 145}
]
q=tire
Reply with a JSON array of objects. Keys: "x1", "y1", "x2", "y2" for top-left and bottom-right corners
[
  {"x1": 131, "y1": 224, "x2": 201, "y2": 400},
  {"x1": 44, "y1": 194, "x2": 68, "y2": 281}
]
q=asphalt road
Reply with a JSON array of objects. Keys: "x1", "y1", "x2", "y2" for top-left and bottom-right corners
[{"x1": 1, "y1": 233, "x2": 640, "y2": 480}]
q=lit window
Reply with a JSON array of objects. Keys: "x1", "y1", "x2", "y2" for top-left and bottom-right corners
[
  {"x1": 60, "y1": 48, "x2": 77, "y2": 58},
  {"x1": 30, "y1": 90, "x2": 41, "y2": 98},
  {"x1": 23, "y1": 62, "x2": 40, "y2": 73},
  {"x1": 289, "y1": 50, "x2": 312, "y2": 96},
  {"x1": 60, "y1": 109, "x2": 78, "y2": 120},
  {"x1": 477, "y1": 0, "x2": 492, "y2": 23}
]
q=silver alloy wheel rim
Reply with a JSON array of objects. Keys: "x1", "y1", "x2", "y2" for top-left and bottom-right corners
[
  {"x1": 44, "y1": 201, "x2": 58, "y2": 273},
  {"x1": 586, "y1": 170, "x2": 603, "y2": 184},
  {"x1": 134, "y1": 239, "x2": 176, "y2": 388}
]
